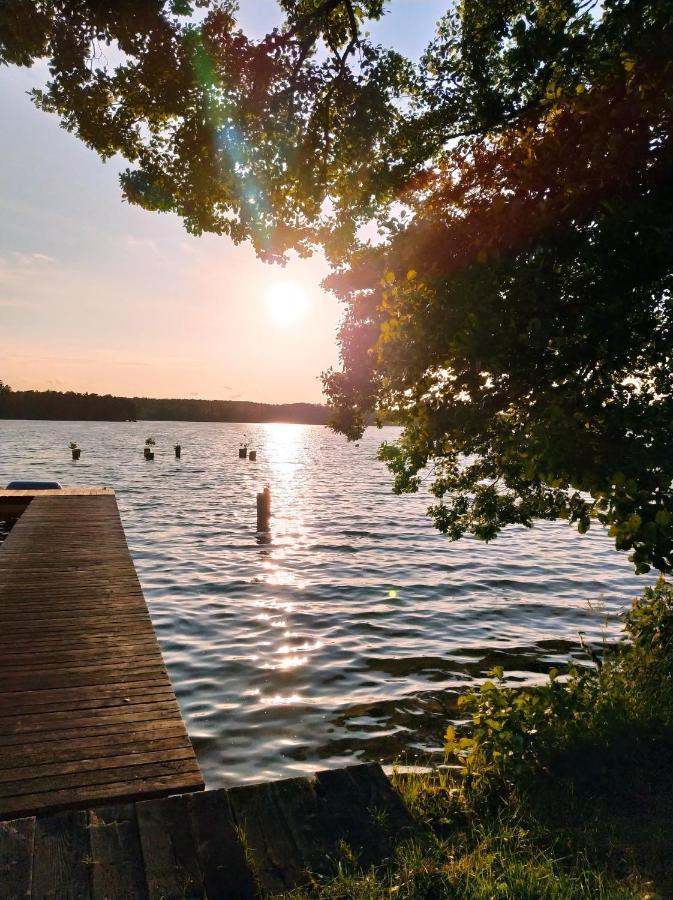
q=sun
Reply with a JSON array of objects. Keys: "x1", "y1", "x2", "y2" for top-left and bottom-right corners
[{"x1": 266, "y1": 282, "x2": 309, "y2": 325}]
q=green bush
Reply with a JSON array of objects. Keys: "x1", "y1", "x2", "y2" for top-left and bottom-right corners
[{"x1": 445, "y1": 579, "x2": 673, "y2": 789}]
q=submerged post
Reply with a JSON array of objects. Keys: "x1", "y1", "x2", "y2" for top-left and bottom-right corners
[{"x1": 256, "y1": 486, "x2": 271, "y2": 531}]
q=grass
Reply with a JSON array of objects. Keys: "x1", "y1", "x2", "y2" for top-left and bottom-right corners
[
  {"x1": 279, "y1": 580, "x2": 673, "y2": 899},
  {"x1": 282, "y1": 771, "x2": 662, "y2": 898}
]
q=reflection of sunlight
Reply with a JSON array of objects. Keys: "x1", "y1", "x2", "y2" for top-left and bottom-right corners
[
  {"x1": 264, "y1": 654, "x2": 308, "y2": 670},
  {"x1": 261, "y1": 693, "x2": 305, "y2": 706},
  {"x1": 255, "y1": 614, "x2": 286, "y2": 628},
  {"x1": 264, "y1": 569, "x2": 306, "y2": 588},
  {"x1": 276, "y1": 641, "x2": 323, "y2": 654},
  {"x1": 259, "y1": 637, "x2": 322, "y2": 670},
  {"x1": 262, "y1": 422, "x2": 309, "y2": 489}
]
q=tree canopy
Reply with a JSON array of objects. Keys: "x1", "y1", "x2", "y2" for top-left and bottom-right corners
[{"x1": 2, "y1": 0, "x2": 672, "y2": 572}]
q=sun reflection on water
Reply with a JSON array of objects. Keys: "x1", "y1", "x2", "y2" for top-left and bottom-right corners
[
  {"x1": 261, "y1": 693, "x2": 305, "y2": 707},
  {"x1": 0, "y1": 419, "x2": 648, "y2": 787},
  {"x1": 250, "y1": 413, "x2": 316, "y2": 681},
  {"x1": 264, "y1": 654, "x2": 309, "y2": 670}
]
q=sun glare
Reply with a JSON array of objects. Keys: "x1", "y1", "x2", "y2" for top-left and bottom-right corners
[{"x1": 266, "y1": 282, "x2": 309, "y2": 325}]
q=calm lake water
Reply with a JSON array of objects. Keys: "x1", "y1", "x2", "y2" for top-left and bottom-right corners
[{"x1": 0, "y1": 419, "x2": 648, "y2": 787}]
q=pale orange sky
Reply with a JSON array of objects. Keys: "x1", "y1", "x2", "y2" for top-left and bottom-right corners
[{"x1": 0, "y1": 2, "x2": 447, "y2": 403}]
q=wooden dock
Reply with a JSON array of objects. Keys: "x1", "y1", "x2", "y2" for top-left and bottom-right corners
[
  {"x1": 0, "y1": 762, "x2": 414, "y2": 898},
  {"x1": 0, "y1": 489, "x2": 417, "y2": 896},
  {"x1": 0, "y1": 489, "x2": 203, "y2": 819}
]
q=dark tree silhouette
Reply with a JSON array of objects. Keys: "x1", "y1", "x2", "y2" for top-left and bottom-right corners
[{"x1": 3, "y1": 1, "x2": 672, "y2": 571}]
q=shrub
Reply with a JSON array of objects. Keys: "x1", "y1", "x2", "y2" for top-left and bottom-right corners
[{"x1": 445, "y1": 579, "x2": 673, "y2": 788}]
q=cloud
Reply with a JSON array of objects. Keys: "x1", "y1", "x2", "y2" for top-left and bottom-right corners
[
  {"x1": 125, "y1": 236, "x2": 160, "y2": 255},
  {"x1": 2, "y1": 251, "x2": 56, "y2": 268},
  {"x1": 0, "y1": 252, "x2": 58, "y2": 295}
]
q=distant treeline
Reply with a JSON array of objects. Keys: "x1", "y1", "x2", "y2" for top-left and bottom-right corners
[
  {"x1": 0, "y1": 388, "x2": 136, "y2": 421},
  {"x1": 133, "y1": 397, "x2": 328, "y2": 424},
  {"x1": 0, "y1": 383, "x2": 329, "y2": 424}
]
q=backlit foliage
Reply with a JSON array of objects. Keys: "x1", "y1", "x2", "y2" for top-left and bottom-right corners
[{"x1": 3, "y1": 1, "x2": 672, "y2": 570}]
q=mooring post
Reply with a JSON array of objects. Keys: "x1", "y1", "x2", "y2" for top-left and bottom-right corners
[
  {"x1": 174, "y1": 444, "x2": 181, "y2": 459},
  {"x1": 256, "y1": 486, "x2": 271, "y2": 531}
]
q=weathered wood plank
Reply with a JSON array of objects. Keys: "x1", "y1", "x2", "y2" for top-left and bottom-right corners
[
  {"x1": 0, "y1": 758, "x2": 201, "y2": 801},
  {"x1": 0, "y1": 816, "x2": 35, "y2": 898},
  {"x1": 0, "y1": 718, "x2": 191, "y2": 750},
  {"x1": 186, "y1": 790, "x2": 258, "y2": 899},
  {"x1": 342, "y1": 762, "x2": 416, "y2": 840},
  {"x1": 0, "y1": 493, "x2": 202, "y2": 818},
  {"x1": 32, "y1": 809, "x2": 92, "y2": 900},
  {"x1": 270, "y1": 775, "x2": 333, "y2": 878},
  {"x1": 0, "y1": 734, "x2": 192, "y2": 772},
  {"x1": 136, "y1": 794, "x2": 205, "y2": 900},
  {"x1": 228, "y1": 780, "x2": 305, "y2": 894},
  {"x1": 0, "y1": 700, "x2": 181, "y2": 737},
  {"x1": 313, "y1": 763, "x2": 415, "y2": 867},
  {"x1": 0, "y1": 748, "x2": 197, "y2": 786},
  {"x1": 0, "y1": 684, "x2": 175, "y2": 715},
  {"x1": 0, "y1": 765, "x2": 415, "y2": 896},
  {"x1": 0, "y1": 772, "x2": 205, "y2": 819},
  {"x1": 88, "y1": 804, "x2": 147, "y2": 900}
]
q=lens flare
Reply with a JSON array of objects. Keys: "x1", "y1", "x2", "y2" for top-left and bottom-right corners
[{"x1": 266, "y1": 282, "x2": 309, "y2": 324}]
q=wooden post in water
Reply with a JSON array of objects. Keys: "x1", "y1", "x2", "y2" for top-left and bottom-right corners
[
  {"x1": 239, "y1": 446, "x2": 248, "y2": 459},
  {"x1": 175, "y1": 444, "x2": 181, "y2": 459},
  {"x1": 256, "y1": 486, "x2": 271, "y2": 531}
]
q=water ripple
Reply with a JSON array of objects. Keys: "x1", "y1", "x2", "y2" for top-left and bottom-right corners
[{"x1": 0, "y1": 420, "x2": 650, "y2": 786}]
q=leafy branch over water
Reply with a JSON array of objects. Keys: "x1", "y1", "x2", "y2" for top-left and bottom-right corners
[{"x1": 2, "y1": 1, "x2": 672, "y2": 571}]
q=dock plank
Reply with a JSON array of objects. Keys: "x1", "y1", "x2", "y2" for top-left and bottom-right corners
[
  {"x1": 0, "y1": 816, "x2": 35, "y2": 898},
  {"x1": 32, "y1": 809, "x2": 92, "y2": 900},
  {"x1": 228, "y1": 780, "x2": 308, "y2": 894},
  {"x1": 136, "y1": 794, "x2": 205, "y2": 900},
  {"x1": 185, "y1": 790, "x2": 258, "y2": 900},
  {"x1": 0, "y1": 764, "x2": 416, "y2": 897},
  {"x1": 88, "y1": 804, "x2": 148, "y2": 900},
  {"x1": 0, "y1": 493, "x2": 203, "y2": 820}
]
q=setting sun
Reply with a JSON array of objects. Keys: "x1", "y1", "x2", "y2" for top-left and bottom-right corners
[{"x1": 266, "y1": 282, "x2": 309, "y2": 325}]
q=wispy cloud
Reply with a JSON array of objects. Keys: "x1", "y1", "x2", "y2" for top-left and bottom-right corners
[
  {"x1": 125, "y1": 236, "x2": 161, "y2": 255},
  {"x1": 0, "y1": 252, "x2": 58, "y2": 300},
  {"x1": 0, "y1": 250, "x2": 56, "y2": 269}
]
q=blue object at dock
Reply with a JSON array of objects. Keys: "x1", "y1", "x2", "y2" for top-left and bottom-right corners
[{"x1": 5, "y1": 481, "x2": 62, "y2": 489}]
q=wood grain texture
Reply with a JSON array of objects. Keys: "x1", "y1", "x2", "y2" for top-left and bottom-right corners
[
  {"x1": 0, "y1": 494, "x2": 203, "y2": 819},
  {"x1": 0, "y1": 765, "x2": 416, "y2": 898},
  {"x1": 0, "y1": 816, "x2": 35, "y2": 898},
  {"x1": 185, "y1": 790, "x2": 258, "y2": 900},
  {"x1": 32, "y1": 809, "x2": 91, "y2": 900},
  {"x1": 136, "y1": 794, "x2": 205, "y2": 899},
  {"x1": 88, "y1": 804, "x2": 147, "y2": 900}
]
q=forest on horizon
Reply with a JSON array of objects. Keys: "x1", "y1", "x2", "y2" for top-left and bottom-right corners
[{"x1": 0, "y1": 383, "x2": 328, "y2": 424}]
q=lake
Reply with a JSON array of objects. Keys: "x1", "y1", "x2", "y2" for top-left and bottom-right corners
[{"x1": 0, "y1": 419, "x2": 648, "y2": 787}]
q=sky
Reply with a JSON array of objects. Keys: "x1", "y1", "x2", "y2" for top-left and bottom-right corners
[{"x1": 0, "y1": 1, "x2": 447, "y2": 403}]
